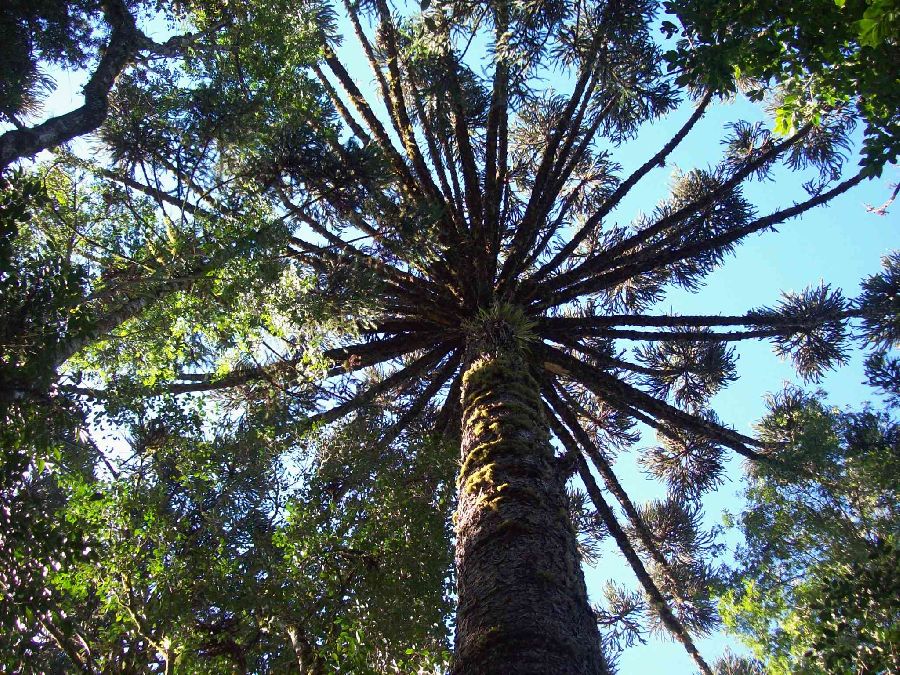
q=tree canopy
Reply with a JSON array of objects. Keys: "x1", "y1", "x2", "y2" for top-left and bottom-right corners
[
  {"x1": 720, "y1": 389, "x2": 899, "y2": 674},
  {"x1": 1, "y1": 0, "x2": 897, "y2": 673}
]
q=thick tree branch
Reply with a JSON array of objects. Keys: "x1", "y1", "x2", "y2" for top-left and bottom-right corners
[
  {"x1": 434, "y1": 371, "x2": 463, "y2": 442},
  {"x1": 555, "y1": 327, "x2": 781, "y2": 342},
  {"x1": 286, "y1": 624, "x2": 325, "y2": 675},
  {"x1": 430, "y1": 10, "x2": 483, "y2": 231},
  {"x1": 68, "y1": 332, "x2": 452, "y2": 400},
  {"x1": 514, "y1": 97, "x2": 620, "y2": 277},
  {"x1": 342, "y1": 0, "x2": 402, "y2": 138},
  {"x1": 538, "y1": 309, "x2": 853, "y2": 332},
  {"x1": 182, "y1": 332, "x2": 447, "y2": 391},
  {"x1": 545, "y1": 334, "x2": 678, "y2": 378},
  {"x1": 0, "y1": 0, "x2": 203, "y2": 170},
  {"x1": 480, "y1": 3, "x2": 511, "y2": 291},
  {"x1": 281, "y1": 194, "x2": 453, "y2": 308},
  {"x1": 545, "y1": 382, "x2": 678, "y2": 583},
  {"x1": 35, "y1": 615, "x2": 92, "y2": 675},
  {"x1": 408, "y1": 78, "x2": 466, "y2": 230}
]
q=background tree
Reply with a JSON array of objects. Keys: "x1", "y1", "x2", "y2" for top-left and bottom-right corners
[
  {"x1": 1, "y1": 0, "x2": 898, "y2": 673},
  {"x1": 663, "y1": 0, "x2": 900, "y2": 175},
  {"x1": 719, "y1": 388, "x2": 899, "y2": 675},
  {"x1": 2, "y1": 403, "x2": 455, "y2": 673},
  {"x1": 1, "y1": 160, "x2": 454, "y2": 671},
  {"x1": 0, "y1": 0, "x2": 215, "y2": 169}
]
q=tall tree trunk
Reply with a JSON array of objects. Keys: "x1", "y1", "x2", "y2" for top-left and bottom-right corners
[{"x1": 452, "y1": 332, "x2": 607, "y2": 674}]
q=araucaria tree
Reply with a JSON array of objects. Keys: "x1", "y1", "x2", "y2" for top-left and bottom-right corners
[{"x1": 1, "y1": 0, "x2": 897, "y2": 673}]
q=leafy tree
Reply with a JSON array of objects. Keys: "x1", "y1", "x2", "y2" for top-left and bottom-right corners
[
  {"x1": 720, "y1": 390, "x2": 900, "y2": 674},
  {"x1": 0, "y1": 168, "x2": 100, "y2": 671},
  {"x1": 663, "y1": 0, "x2": 900, "y2": 174},
  {"x1": 22, "y1": 407, "x2": 453, "y2": 673},
  {"x1": 2, "y1": 160, "x2": 453, "y2": 671},
  {"x1": 2, "y1": 0, "x2": 898, "y2": 673}
]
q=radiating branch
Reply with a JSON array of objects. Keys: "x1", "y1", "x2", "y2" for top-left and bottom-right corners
[
  {"x1": 539, "y1": 167, "x2": 866, "y2": 308},
  {"x1": 378, "y1": 349, "x2": 461, "y2": 448},
  {"x1": 539, "y1": 344, "x2": 770, "y2": 463},
  {"x1": 67, "y1": 331, "x2": 446, "y2": 398},
  {"x1": 281, "y1": 194, "x2": 453, "y2": 307},
  {"x1": 530, "y1": 92, "x2": 713, "y2": 285},
  {"x1": 445, "y1": 61, "x2": 484, "y2": 230},
  {"x1": 408, "y1": 78, "x2": 466, "y2": 230},
  {"x1": 547, "y1": 411, "x2": 713, "y2": 675},
  {"x1": 305, "y1": 343, "x2": 454, "y2": 428},
  {"x1": 539, "y1": 311, "x2": 832, "y2": 331},
  {"x1": 516, "y1": 96, "x2": 621, "y2": 280},
  {"x1": 481, "y1": 3, "x2": 510, "y2": 285},
  {"x1": 545, "y1": 382, "x2": 680, "y2": 584},
  {"x1": 320, "y1": 46, "x2": 419, "y2": 194},
  {"x1": 422, "y1": 10, "x2": 483, "y2": 233},
  {"x1": 342, "y1": 0, "x2": 402, "y2": 140},
  {"x1": 323, "y1": 332, "x2": 452, "y2": 374},
  {"x1": 373, "y1": 0, "x2": 445, "y2": 205},
  {"x1": 497, "y1": 54, "x2": 602, "y2": 293},
  {"x1": 311, "y1": 63, "x2": 371, "y2": 145},
  {"x1": 535, "y1": 123, "x2": 812, "y2": 299},
  {"x1": 557, "y1": 327, "x2": 781, "y2": 342},
  {"x1": 545, "y1": 335, "x2": 676, "y2": 378}
]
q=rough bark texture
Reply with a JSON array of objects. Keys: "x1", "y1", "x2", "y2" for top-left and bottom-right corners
[
  {"x1": 286, "y1": 625, "x2": 324, "y2": 675},
  {"x1": 452, "y1": 337, "x2": 606, "y2": 674}
]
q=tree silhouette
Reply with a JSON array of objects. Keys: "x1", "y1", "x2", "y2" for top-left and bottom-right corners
[{"x1": 1, "y1": 0, "x2": 896, "y2": 673}]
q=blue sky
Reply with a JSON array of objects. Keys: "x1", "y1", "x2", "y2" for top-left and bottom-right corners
[
  {"x1": 573, "y1": 51, "x2": 897, "y2": 672},
  {"x1": 28, "y1": 5, "x2": 898, "y2": 673},
  {"x1": 590, "y1": 98, "x2": 897, "y2": 671}
]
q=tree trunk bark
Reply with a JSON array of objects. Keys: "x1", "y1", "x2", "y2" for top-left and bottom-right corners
[
  {"x1": 286, "y1": 625, "x2": 324, "y2": 675},
  {"x1": 452, "y1": 341, "x2": 607, "y2": 674}
]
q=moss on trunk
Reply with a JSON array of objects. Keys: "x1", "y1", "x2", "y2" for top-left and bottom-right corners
[{"x1": 452, "y1": 332, "x2": 607, "y2": 674}]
